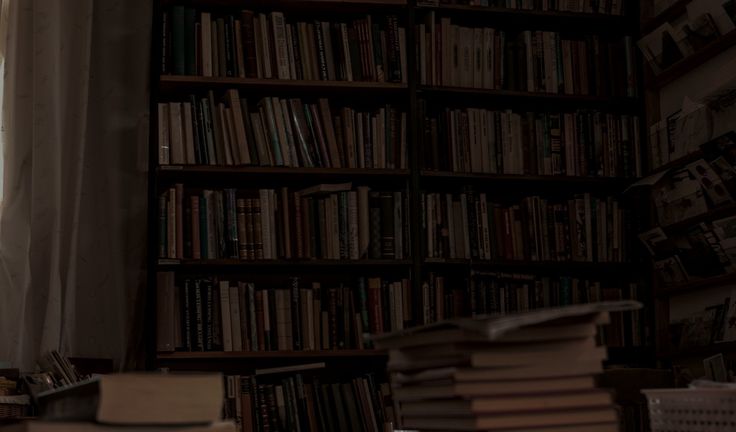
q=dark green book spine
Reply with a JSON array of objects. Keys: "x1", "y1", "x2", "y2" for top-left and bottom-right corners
[
  {"x1": 184, "y1": 7, "x2": 196, "y2": 75},
  {"x1": 171, "y1": 6, "x2": 186, "y2": 75},
  {"x1": 199, "y1": 194, "x2": 208, "y2": 259}
]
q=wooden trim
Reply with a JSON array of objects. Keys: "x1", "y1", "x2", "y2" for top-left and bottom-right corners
[
  {"x1": 656, "y1": 272, "x2": 736, "y2": 298},
  {"x1": 157, "y1": 350, "x2": 387, "y2": 360},
  {"x1": 160, "y1": 75, "x2": 408, "y2": 92},
  {"x1": 158, "y1": 166, "x2": 410, "y2": 177},
  {"x1": 157, "y1": 258, "x2": 413, "y2": 268},
  {"x1": 654, "y1": 30, "x2": 736, "y2": 89}
]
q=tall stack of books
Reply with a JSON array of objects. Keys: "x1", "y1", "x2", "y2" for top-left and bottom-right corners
[{"x1": 372, "y1": 301, "x2": 639, "y2": 431}]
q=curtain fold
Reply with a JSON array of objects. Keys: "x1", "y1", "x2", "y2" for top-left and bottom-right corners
[{"x1": 0, "y1": 0, "x2": 151, "y2": 371}]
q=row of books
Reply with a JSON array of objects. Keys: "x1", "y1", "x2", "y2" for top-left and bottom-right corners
[
  {"x1": 158, "y1": 92, "x2": 407, "y2": 169},
  {"x1": 422, "y1": 191, "x2": 630, "y2": 262},
  {"x1": 156, "y1": 274, "x2": 411, "y2": 352},
  {"x1": 158, "y1": 184, "x2": 409, "y2": 261},
  {"x1": 222, "y1": 371, "x2": 394, "y2": 432},
  {"x1": 417, "y1": 13, "x2": 637, "y2": 96},
  {"x1": 421, "y1": 106, "x2": 642, "y2": 177},
  {"x1": 418, "y1": 0, "x2": 626, "y2": 14},
  {"x1": 430, "y1": 272, "x2": 642, "y2": 347},
  {"x1": 164, "y1": 7, "x2": 407, "y2": 83}
]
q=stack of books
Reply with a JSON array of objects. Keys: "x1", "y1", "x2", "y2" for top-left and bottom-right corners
[
  {"x1": 372, "y1": 301, "x2": 639, "y2": 431},
  {"x1": 3, "y1": 374, "x2": 233, "y2": 432}
]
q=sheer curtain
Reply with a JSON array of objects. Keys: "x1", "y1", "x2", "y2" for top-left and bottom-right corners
[{"x1": 0, "y1": 0, "x2": 151, "y2": 371}]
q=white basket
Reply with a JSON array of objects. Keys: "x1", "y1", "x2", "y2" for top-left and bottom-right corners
[{"x1": 643, "y1": 388, "x2": 736, "y2": 432}]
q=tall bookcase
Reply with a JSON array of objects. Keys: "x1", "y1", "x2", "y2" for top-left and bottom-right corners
[
  {"x1": 637, "y1": 0, "x2": 736, "y2": 368},
  {"x1": 148, "y1": 0, "x2": 650, "y2": 428}
]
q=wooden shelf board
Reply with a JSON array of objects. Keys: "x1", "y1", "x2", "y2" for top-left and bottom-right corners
[
  {"x1": 419, "y1": 86, "x2": 632, "y2": 101},
  {"x1": 645, "y1": 150, "x2": 704, "y2": 177},
  {"x1": 158, "y1": 166, "x2": 410, "y2": 177},
  {"x1": 421, "y1": 171, "x2": 635, "y2": 187},
  {"x1": 419, "y1": 4, "x2": 630, "y2": 25},
  {"x1": 157, "y1": 258, "x2": 413, "y2": 267},
  {"x1": 423, "y1": 258, "x2": 637, "y2": 273},
  {"x1": 160, "y1": 76, "x2": 408, "y2": 92},
  {"x1": 640, "y1": 0, "x2": 691, "y2": 34},
  {"x1": 656, "y1": 272, "x2": 736, "y2": 298},
  {"x1": 159, "y1": 0, "x2": 407, "y2": 10},
  {"x1": 157, "y1": 350, "x2": 387, "y2": 360},
  {"x1": 658, "y1": 341, "x2": 736, "y2": 359},
  {"x1": 654, "y1": 30, "x2": 736, "y2": 88},
  {"x1": 662, "y1": 203, "x2": 736, "y2": 232}
]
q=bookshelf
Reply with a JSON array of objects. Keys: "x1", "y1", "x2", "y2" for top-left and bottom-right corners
[
  {"x1": 637, "y1": 0, "x2": 736, "y2": 365},
  {"x1": 148, "y1": 0, "x2": 649, "y2": 429}
]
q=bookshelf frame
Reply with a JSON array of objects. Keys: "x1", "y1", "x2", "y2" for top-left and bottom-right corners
[{"x1": 148, "y1": 0, "x2": 652, "y2": 370}]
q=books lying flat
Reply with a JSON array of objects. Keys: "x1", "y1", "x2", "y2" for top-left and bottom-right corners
[
  {"x1": 39, "y1": 373, "x2": 222, "y2": 425},
  {"x1": 392, "y1": 375, "x2": 597, "y2": 401},
  {"x1": 2, "y1": 422, "x2": 235, "y2": 432},
  {"x1": 402, "y1": 407, "x2": 618, "y2": 431},
  {"x1": 399, "y1": 390, "x2": 613, "y2": 416},
  {"x1": 372, "y1": 302, "x2": 637, "y2": 349},
  {"x1": 394, "y1": 357, "x2": 605, "y2": 384},
  {"x1": 389, "y1": 338, "x2": 604, "y2": 371}
]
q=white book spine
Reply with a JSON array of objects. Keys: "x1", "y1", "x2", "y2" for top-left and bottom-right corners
[
  {"x1": 229, "y1": 286, "x2": 243, "y2": 351},
  {"x1": 220, "y1": 281, "x2": 233, "y2": 352}
]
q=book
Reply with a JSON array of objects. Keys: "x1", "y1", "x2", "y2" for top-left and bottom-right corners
[
  {"x1": 38, "y1": 374, "x2": 222, "y2": 425},
  {"x1": 2, "y1": 423, "x2": 236, "y2": 432}
]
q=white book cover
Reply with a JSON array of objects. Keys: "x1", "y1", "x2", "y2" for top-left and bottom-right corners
[{"x1": 219, "y1": 281, "x2": 233, "y2": 352}]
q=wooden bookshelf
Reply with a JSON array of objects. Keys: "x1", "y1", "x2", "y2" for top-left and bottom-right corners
[
  {"x1": 149, "y1": 0, "x2": 650, "y2": 388},
  {"x1": 157, "y1": 350, "x2": 387, "y2": 360},
  {"x1": 654, "y1": 30, "x2": 736, "y2": 89}
]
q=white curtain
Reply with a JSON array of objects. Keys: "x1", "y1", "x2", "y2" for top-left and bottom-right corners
[{"x1": 0, "y1": 0, "x2": 151, "y2": 371}]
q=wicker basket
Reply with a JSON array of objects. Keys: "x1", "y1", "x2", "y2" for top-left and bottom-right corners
[
  {"x1": 643, "y1": 388, "x2": 736, "y2": 432},
  {"x1": 0, "y1": 395, "x2": 30, "y2": 419}
]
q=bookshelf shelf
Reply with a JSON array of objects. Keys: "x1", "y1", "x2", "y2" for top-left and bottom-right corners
[
  {"x1": 640, "y1": 0, "x2": 691, "y2": 34},
  {"x1": 420, "y1": 170, "x2": 635, "y2": 189},
  {"x1": 655, "y1": 272, "x2": 736, "y2": 298},
  {"x1": 158, "y1": 166, "x2": 411, "y2": 180},
  {"x1": 418, "y1": 86, "x2": 640, "y2": 111},
  {"x1": 658, "y1": 340, "x2": 736, "y2": 359},
  {"x1": 157, "y1": 350, "x2": 387, "y2": 360},
  {"x1": 645, "y1": 150, "x2": 704, "y2": 177},
  {"x1": 157, "y1": 258, "x2": 413, "y2": 268},
  {"x1": 654, "y1": 30, "x2": 736, "y2": 89},
  {"x1": 423, "y1": 258, "x2": 638, "y2": 274},
  {"x1": 159, "y1": 0, "x2": 408, "y2": 12},
  {"x1": 416, "y1": 4, "x2": 633, "y2": 30},
  {"x1": 159, "y1": 75, "x2": 409, "y2": 94},
  {"x1": 661, "y1": 203, "x2": 736, "y2": 232}
]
